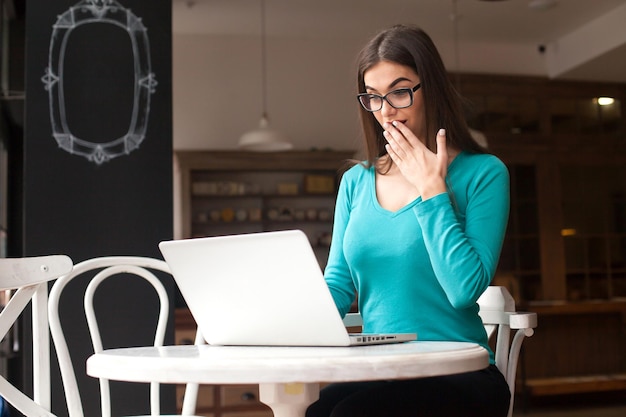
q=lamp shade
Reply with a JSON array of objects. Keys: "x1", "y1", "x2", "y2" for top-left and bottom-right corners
[
  {"x1": 469, "y1": 128, "x2": 488, "y2": 149},
  {"x1": 238, "y1": 115, "x2": 293, "y2": 152}
]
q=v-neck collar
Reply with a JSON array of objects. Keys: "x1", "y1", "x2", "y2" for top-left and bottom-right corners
[{"x1": 368, "y1": 151, "x2": 465, "y2": 217}]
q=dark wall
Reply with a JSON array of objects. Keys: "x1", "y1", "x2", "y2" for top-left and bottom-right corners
[{"x1": 18, "y1": 0, "x2": 175, "y2": 415}]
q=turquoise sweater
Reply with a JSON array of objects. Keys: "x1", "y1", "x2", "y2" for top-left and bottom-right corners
[{"x1": 324, "y1": 151, "x2": 510, "y2": 364}]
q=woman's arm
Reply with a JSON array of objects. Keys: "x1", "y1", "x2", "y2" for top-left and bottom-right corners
[
  {"x1": 415, "y1": 157, "x2": 510, "y2": 308},
  {"x1": 324, "y1": 170, "x2": 358, "y2": 316}
]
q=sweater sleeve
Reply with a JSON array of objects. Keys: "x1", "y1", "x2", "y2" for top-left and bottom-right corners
[
  {"x1": 323, "y1": 168, "x2": 358, "y2": 317},
  {"x1": 414, "y1": 156, "x2": 510, "y2": 309}
]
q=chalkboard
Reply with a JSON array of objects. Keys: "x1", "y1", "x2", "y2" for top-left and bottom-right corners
[{"x1": 23, "y1": 1, "x2": 174, "y2": 415}]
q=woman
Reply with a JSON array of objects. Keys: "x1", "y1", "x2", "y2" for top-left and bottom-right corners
[{"x1": 306, "y1": 25, "x2": 511, "y2": 417}]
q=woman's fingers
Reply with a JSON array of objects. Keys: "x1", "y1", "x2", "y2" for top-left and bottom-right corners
[
  {"x1": 385, "y1": 121, "x2": 424, "y2": 150},
  {"x1": 383, "y1": 123, "x2": 449, "y2": 197},
  {"x1": 436, "y1": 128, "x2": 447, "y2": 163}
]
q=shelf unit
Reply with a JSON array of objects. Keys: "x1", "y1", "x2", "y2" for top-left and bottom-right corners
[
  {"x1": 177, "y1": 150, "x2": 353, "y2": 266},
  {"x1": 459, "y1": 72, "x2": 626, "y2": 404},
  {"x1": 460, "y1": 72, "x2": 626, "y2": 303}
]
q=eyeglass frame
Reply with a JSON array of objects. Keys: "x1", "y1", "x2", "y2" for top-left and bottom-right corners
[{"x1": 357, "y1": 84, "x2": 422, "y2": 112}]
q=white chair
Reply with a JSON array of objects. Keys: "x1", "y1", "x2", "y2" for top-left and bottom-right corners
[
  {"x1": 0, "y1": 255, "x2": 73, "y2": 417},
  {"x1": 477, "y1": 286, "x2": 537, "y2": 417},
  {"x1": 342, "y1": 285, "x2": 537, "y2": 417},
  {"x1": 48, "y1": 256, "x2": 201, "y2": 417}
]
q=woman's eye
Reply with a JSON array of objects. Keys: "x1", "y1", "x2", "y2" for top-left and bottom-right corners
[{"x1": 390, "y1": 90, "x2": 408, "y2": 98}]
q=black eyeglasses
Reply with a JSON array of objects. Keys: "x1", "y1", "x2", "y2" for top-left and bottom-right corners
[{"x1": 357, "y1": 84, "x2": 422, "y2": 112}]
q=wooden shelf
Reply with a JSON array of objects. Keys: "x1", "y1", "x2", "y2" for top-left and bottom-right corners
[
  {"x1": 527, "y1": 300, "x2": 626, "y2": 315},
  {"x1": 177, "y1": 150, "x2": 354, "y2": 241},
  {"x1": 525, "y1": 374, "x2": 626, "y2": 396}
]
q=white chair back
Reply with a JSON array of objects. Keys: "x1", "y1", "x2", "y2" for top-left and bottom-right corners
[
  {"x1": 477, "y1": 286, "x2": 537, "y2": 417},
  {"x1": 48, "y1": 256, "x2": 200, "y2": 417},
  {"x1": 0, "y1": 255, "x2": 72, "y2": 417}
]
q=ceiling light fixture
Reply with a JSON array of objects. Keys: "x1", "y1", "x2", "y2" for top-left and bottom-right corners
[
  {"x1": 597, "y1": 97, "x2": 615, "y2": 106},
  {"x1": 238, "y1": 0, "x2": 292, "y2": 152},
  {"x1": 528, "y1": 0, "x2": 558, "y2": 11}
]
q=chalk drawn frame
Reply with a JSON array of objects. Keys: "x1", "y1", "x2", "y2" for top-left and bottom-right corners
[{"x1": 42, "y1": 0, "x2": 157, "y2": 165}]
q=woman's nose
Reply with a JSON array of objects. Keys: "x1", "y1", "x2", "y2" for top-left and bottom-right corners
[{"x1": 380, "y1": 99, "x2": 397, "y2": 117}]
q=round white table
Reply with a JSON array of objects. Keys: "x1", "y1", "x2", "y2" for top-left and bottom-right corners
[{"x1": 87, "y1": 341, "x2": 489, "y2": 417}]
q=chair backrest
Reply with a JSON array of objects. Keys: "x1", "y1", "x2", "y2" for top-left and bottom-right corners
[
  {"x1": 342, "y1": 285, "x2": 537, "y2": 417},
  {"x1": 0, "y1": 255, "x2": 73, "y2": 417},
  {"x1": 477, "y1": 286, "x2": 516, "y2": 374},
  {"x1": 477, "y1": 286, "x2": 537, "y2": 417},
  {"x1": 48, "y1": 256, "x2": 199, "y2": 417}
]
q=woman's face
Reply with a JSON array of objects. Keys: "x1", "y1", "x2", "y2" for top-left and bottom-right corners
[{"x1": 362, "y1": 60, "x2": 426, "y2": 140}]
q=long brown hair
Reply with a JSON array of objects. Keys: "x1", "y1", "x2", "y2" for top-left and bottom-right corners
[{"x1": 355, "y1": 25, "x2": 485, "y2": 171}]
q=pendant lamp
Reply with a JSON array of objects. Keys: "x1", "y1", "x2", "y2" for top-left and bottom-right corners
[{"x1": 238, "y1": 0, "x2": 292, "y2": 151}]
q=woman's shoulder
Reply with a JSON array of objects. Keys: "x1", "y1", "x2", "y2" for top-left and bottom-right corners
[
  {"x1": 449, "y1": 152, "x2": 509, "y2": 191},
  {"x1": 336, "y1": 162, "x2": 373, "y2": 196},
  {"x1": 455, "y1": 151, "x2": 508, "y2": 174},
  {"x1": 341, "y1": 161, "x2": 372, "y2": 181}
]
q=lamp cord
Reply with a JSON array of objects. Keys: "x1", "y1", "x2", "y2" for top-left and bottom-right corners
[
  {"x1": 260, "y1": 0, "x2": 268, "y2": 118},
  {"x1": 452, "y1": 0, "x2": 462, "y2": 93}
]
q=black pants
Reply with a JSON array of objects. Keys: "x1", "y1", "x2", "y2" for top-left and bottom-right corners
[{"x1": 305, "y1": 365, "x2": 510, "y2": 417}]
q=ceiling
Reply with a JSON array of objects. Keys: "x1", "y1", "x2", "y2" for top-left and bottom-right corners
[{"x1": 172, "y1": 0, "x2": 626, "y2": 83}]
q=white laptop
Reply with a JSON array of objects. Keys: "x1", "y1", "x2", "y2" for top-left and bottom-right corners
[{"x1": 159, "y1": 229, "x2": 416, "y2": 346}]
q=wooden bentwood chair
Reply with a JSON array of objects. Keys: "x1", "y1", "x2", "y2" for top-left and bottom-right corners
[
  {"x1": 48, "y1": 256, "x2": 201, "y2": 417},
  {"x1": 342, "y1": 286, "x2": 537, "y2": 417},
  {"x1": 0, "y1": 255, "x2": 73, "y2": 417}
]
